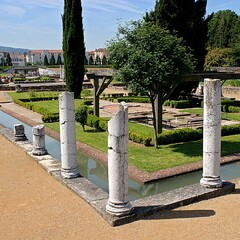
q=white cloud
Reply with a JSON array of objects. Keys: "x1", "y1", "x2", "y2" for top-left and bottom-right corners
[
  {"x1": 2, "y1": 5, "x2": 26, "y2": 17},
  {"x1": 83, "y1": 0, "x2": 141, "y2": 14}
]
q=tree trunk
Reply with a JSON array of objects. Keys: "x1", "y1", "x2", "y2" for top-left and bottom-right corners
[
  {"x1": 154, "y1": 93, "x2": 163, "y2": 134},
  {"x1": 151, "y1": 97, "x2": 158, "y2": 148}
]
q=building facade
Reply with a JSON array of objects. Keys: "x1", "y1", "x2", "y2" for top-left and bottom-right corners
[{"x1": 26, "y1": 50, "x2": 64, "y2": 65}]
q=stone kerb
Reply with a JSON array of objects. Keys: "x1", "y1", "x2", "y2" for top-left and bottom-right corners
[
  {"x1": 200, "y1": 78, "x2": 222, "y2": 188},
  {"x1": 59, "y1": 92, "x2": 80, "y2": 179},
  {"x1": 106, "y1": 102, "x2": 133, "y2": 216}
]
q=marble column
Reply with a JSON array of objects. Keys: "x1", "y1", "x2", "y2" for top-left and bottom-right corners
[
  {"x1": 200, "y1": 78, "x2": 222, "y2": 188},
  {"x1": 32, "y1": 125, "x2": 48, "y2": 156},
  {"x1": 59, "y1": 92, "x2": 80, "y2": 179},
  {"x1": 106, "y1": 102, "x2": 133, "y2": 216},
  {"x1": 14, "y1": 124, "x2": 27, "y2": 141}
]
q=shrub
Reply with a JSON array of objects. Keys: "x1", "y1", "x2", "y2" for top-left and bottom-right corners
[
  {"x1": 42, "y1": 114, "x2": 59, "y2": 123},
  {"x1": 228, "y1": 106, "x2": 240, "y2": 113},
  {"x1": 221, "y1": 124, "x2": 240, "y2": 136},
  {"x1": 76, "y1": 106, "x2": 88, "y2": 130},
  {"x1": 157, "y1": 128, "x2": 203, "y2": 145},
  {"x1": 129, "y1": 131, "x2": 152, "y2": 146},
  {"x1": 169, "y1": 99, "x2": 197, "y2": 108}
]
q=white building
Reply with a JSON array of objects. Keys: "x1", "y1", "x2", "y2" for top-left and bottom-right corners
[
  {"x1": 26, "y1": 50, "x2": 64, "y2": 65},
  {"x1": 86, "y1": 48, "x2": 109, "y2": 65},
  {"x1": 10, "y1": 52, "x2": 26, "y2": 67}
]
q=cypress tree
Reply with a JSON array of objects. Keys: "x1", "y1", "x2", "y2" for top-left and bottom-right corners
[
  {"x1": 44, "y1": 55, "x2": 49, "y2": 66},
  {"x1": 63, "y1": 0, "x2": 85, "y2": 98}
]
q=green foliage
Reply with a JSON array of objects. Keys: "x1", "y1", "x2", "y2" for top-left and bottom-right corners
[
  {"x1": 108, "y1": 21, "x2": 195, "y2": 96},
  {"x1": 228, "y1": 106, "x2": 240, "y2": 113},
  {"x1": 75, "y1": 105, "x2": 88, "y2": 130},
  {"x1": 221, "y1": 124, "x2": 240, "y2": 136},
  {"x1": 63, "y1": 0, "x2": 85, "y2": 98},
  {"x1": 86, "y1": 114, "x2": 108, "y2": 132},
  {"x1": 157, "y1": 128, "x2": 203, "y2": 145},
  {"x1": 204, "y1": 48, "x2": 234, "y2": 70},
  {"x1": 49, "y1": 55, "x2": 56, "y2": 65},
  {"x1": 44, "y1": 55, "x2": 49, "y2": 66},
  {"x1": 129, "y1": 131, "x2": 152, "y2": 146},
  {"x1": 6, "y1": 53, "x2": 12, "y2": 66},
  {"x1": 207, "y1": 10, "x2": 240, "y2": 48},
  {"x1": 145, "y1": 0, "x2": 208, "y2": 70},
  {"x1": 109, "y1": 97, "x2": 150, "y2": 103},
  {"x1": 42, "y1": 114, "x2": 59, "y2": 123},
  {"x1": 223, "y1": 80, "x2": 240, "y2": 87}
]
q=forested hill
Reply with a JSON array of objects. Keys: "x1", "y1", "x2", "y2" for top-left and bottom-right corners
[{"x1": 0, "y1": 46, "x2": 30, "y2": 53}]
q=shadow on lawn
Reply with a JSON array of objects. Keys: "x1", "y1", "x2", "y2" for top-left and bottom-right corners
[{"x1": 169, "y1": 139, "x2": 240, "y2": 158}]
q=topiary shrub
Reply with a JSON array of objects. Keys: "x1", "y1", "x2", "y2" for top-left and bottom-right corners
[{"x1": 75, "y1": 105, "x2": 88, "y2": 131}]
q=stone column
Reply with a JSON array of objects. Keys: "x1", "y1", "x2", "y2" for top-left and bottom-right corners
[
  {"x1": 200, "y1": 79, "x2": 222, "y2": 188},
  {"x1": 59, "y1": 92, "x2": 80, "y2": 179},
  {"x1": 32, "y1": 125, "x2": 48, "y2": 156},
  {"x1": 14, "y1": 124, "x2": 27, "y2": 141},
  {"x1": 106, "y1": 102, "x2": 133, "y2": 216}
]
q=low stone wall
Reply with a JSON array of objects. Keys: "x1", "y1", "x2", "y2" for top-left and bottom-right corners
[{"x1": 222, "y1": 86, "x2": 240, "y2": 95}]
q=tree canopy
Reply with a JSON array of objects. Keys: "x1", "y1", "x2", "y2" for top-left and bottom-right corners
[
  {"x1": 108, "y1": 21, "x2": 195, "y2": 146},
  {"x1": 145, "y1": 0, "x2": 209, "y2": 70},
  {"x1": 207, "y1": 10, "x2": 240, "y2": 49},
  {"x1": 62, "y1": 0, "x2": 85, "y2": 98}
]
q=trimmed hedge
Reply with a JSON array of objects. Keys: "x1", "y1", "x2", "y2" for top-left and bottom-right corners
[
  {"x1": 157, "y1": 128, "x2": 203, "y2": 145},
  {"x1": 164, "y1": 99, "x2": 199, "y2": 108},
  {"x1": 228, "y1": 106, "x2": 240, "y2": 113},
  {"x1": 42, "y1": 114, "x2": 59, "y2": 122},
  {"x1": 129, "y1": 131, "x2": 152, "y2": 146},
  {"x1": 109, "y1": 97, "x2": 150, "y2": 103},
  {"x1": 86, "y1": 114, "x2": 108, "y2": 131}
]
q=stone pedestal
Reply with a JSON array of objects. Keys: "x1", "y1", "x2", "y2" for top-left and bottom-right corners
[
  {"x1": 14, "y1": 124, "x2": 27, "y2": 141},
  {"x1": 106, "y1": 102, "x2": 133, "y2": 216},
  {"x1": 59, "y1": 92, "x2": 80, "y2": 179},
  {"x1": 32, "y1": 125, "x2": 48, "y2": 156},
  {"x1": 200, "y1": 79, "x2": 222, "y2": 188}
]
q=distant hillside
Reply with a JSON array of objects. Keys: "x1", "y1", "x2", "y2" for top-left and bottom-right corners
[{"x1": 0, "y1": 46, "x2": 30, "y2": 53}]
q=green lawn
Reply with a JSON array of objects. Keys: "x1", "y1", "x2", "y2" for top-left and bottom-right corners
[
  {"x1": 8, "y1": 91, "x2": 61, "y2": 100},
  {"x1": 46, "y1": 122, "x2": 240, "y2": 172}
]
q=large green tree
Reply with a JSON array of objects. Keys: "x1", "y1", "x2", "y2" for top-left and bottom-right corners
[
  {"x1": 62, "y1": 0, "x2": 85, "y2": 98},
  {"x1": 145, "y1": 0, "x2": 209, "y2": 70},
  {"x1": 207, "y1": 10, "x2": 240, "y2": 49},
  {"x1": 108, "y1": 21, "x2": 195, "y2": 147}
]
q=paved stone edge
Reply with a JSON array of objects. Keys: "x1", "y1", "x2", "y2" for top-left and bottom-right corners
[{"x1": 0, "y1": 126, "x2": 236, "y2": 227}]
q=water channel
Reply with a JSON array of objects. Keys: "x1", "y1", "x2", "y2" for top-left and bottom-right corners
[{"x1": 1, "y1": 110, "x2": 240, "y2": 201}]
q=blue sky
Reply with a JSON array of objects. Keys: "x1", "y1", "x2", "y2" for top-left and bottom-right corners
[{"x1": 0, "y1": 0, "x2": 239, "y2": 51}]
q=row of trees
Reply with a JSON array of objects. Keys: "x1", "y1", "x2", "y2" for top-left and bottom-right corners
[
  {"x1": 43, "y1": 55, "x2": 63, "y2": 66},
  {"x1": 85, "y1": 55, "x2": 108, "y2": 65}
]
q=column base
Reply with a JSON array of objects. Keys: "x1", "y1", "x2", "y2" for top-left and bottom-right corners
[
  {"x1": 32, "y1": 148, "x2": 48, "y2": 156},
  {"x1": 200, "y1": 176, "x2": 223, "y2": 188},
  {"x1": 106, "y1": 200, "x2": 133, "y2": 216},
  {"x1": 15, "y1": 134, "x2": 27, "y2": 141},
  {"x1": 61, "y1": 167, "x2": 80, "y2": 179}
]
